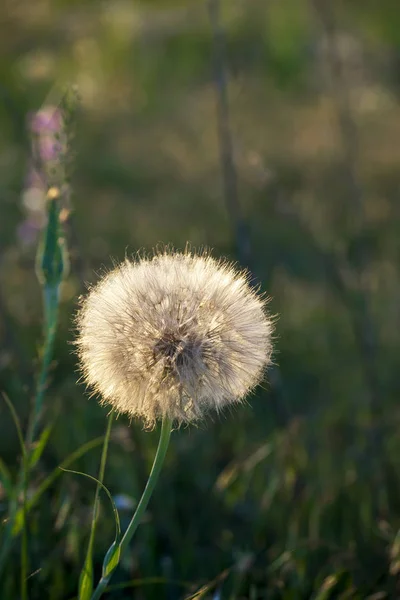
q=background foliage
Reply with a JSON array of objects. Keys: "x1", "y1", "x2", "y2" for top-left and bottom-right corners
[{"x1": 1, "y1": 0, "x2": 400, "y2": 598}]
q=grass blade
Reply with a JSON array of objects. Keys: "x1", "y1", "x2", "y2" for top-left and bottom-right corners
[
  {"x1": 12, "y1": 436, "x2": 104, "y2": 536},
  {"x1": 61, "y1": 463, "x2": 121, "y2": 599},
  {"x1": 1, "y1": 393, "x2": 26, "y2": 463},
  {"x1": 0, "y1": 457, "x2": 13, "y2": 498},
  {"x1": 314, "y1": 574, "x2": 339, "y2": 600},
  {"x1": 60, "y1": 469, "x2": 121, "y2": 543},
  {"x1": 0, "y1": 393, "x2": 28, "y2": 598},
  {"x1": 67, "y1": 412, "x2": 114, "y2": 600},
  {"x1": 28, "y1": 424, "x2": 53, "y2": 470}
]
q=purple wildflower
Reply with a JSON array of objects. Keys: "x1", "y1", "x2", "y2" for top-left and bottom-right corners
[
  {"x1": 29, "y1": 107, "x2": 63, "y2": 134},
  {"x1": 38, "y1": 136, "x2": 63, "y2": 161}
]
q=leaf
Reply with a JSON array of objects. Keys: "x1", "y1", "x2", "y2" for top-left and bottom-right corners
[
  {"x1": 0, "y1": 457, "x2": 12, "y2": 497},
  {"x1": 60, "y1": 469, "x2": 121, "y2": 542},
  {"x1": 28, "y1": 425, "x2": 53, "y2": 469},
  {"x1": 13, "y1": 436, "x2": 104, "y2": 536},
  {"x1": 61, "y1": 468, "x2": 122, "y2": 589},
  {"x1": 77, "y1": 413, "x2": 114, "y2": 596},
  {"x1": 1, "y1": 392, "x2": 26, "y2": 462},
  {"x1": 390, "y1": 529, "x2": 400, "y2": 576},
  {"x1": 102, "y1": 541, "x2": 121, "y2": 579},
  {"x1": 61, "y1": 466, "x2": 122, "y2": 595},
  {"x1": 266, "y1": 551, "x2": 292, "y2": 574},
  {"x1": 314, "y1": 574, "x2": 339, "y2": 600},
  {"x1": 78, "y1": 556, "x2": 93, "y2": 600},
  {"x1": 184, "y1": 569, "x2": 230, "y2": 600},
  {"x1": 1, "y1": 393, "x2": 29, "y2": 597},
  {"x1": 36, "y1": 189, "x2": 65, "y2": 288}
]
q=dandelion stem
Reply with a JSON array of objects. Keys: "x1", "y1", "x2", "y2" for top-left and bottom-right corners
[
  {"x1": 120, "y1": 416, "x2": 172, "y2": 554},
  {"x1": 90, "y1": 416, "x2": 173, "y2": 600}
]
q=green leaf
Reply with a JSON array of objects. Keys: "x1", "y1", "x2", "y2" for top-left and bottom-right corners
[
  {"x1": 266, "y1": 550, "x2": 292, "y2": 574},
  {"x1": 102, "y1": 541, "x2": 121, "y2": 579},
  {"x1": 60, "y1": 469, "x2": 121, "y2": 542},
  {"x1": 1, "y1": 392, "x2": 26, "y2": 462},
  {"x1": 12, "y1": 436, "x2": 104, "y2": 536},
  {"x1": 314, "y1": 574, "x2": 339, "y2": 600},
  {"x1": 1, "y1": 393, "x2": 29, "y2": 598},
  {"x1": 0, "y1": 457, "x2": 12, "y2": 497},
  {"x1": 78, "y1": 557, "x2": 93, "y2": 600},
  {"x1": 61, "y1": 467, "x2": 122, "y2": 596},
  {"x1": 78, "y1": 413, "x2": 114, "y2": 597},
  {"x1": 36, "y1": 189, "x2": 65, "y2": 288},
  {"x1": 28, "y1": 425, "x2": 53, "y2": 469},
  {"x1": 390, "y1": 529, "x2": 400, "y2": 576}
]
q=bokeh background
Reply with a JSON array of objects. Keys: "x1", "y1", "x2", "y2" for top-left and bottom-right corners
[{"x1": 1, "y1": 0, "x2": 400, "y2": 598}]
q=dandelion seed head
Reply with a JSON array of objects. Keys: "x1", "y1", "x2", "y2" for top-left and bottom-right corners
[{"x1": 75, "y1": 250, "x2": 273, "y2": 427}]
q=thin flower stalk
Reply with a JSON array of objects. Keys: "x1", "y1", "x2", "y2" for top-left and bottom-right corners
[{"x1": 90, "y1": 415, "x2": 172, "y2": 600}]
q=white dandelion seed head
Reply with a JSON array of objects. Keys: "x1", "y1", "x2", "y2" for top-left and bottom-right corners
[{"x1": 75, "y1": 250, "x2": 274, "y2": 427}]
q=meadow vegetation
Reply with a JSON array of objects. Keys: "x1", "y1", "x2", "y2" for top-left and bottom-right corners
[{"x1": 1, "y1": 0, "x2": 400, "y2": 598}]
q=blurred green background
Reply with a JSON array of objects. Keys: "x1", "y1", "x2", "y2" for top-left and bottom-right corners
[{"x1": 1, "y1": 0, "x2": 400, "y2": 598}]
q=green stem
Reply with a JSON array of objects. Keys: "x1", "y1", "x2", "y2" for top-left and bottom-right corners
[
  {"x1": 0, "y1": 158, "x2": 66, "y2": 584},
  {"x1": 0, "y1": 284, "x2": 60, "y2": 578},
  {"x1": 90, "y1": 416, "x2": 173, "y2": 600},
  {"x1": 120, "y1": 417, "x2": 172, "y2": 554},
  {"x1": 27, "y1": 284, "x2": 59, "y2": 446}
]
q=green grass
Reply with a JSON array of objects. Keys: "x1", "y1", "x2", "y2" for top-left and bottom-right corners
[{"x1": 1, "y1": 0, "x2": 400, "y2": 598}]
